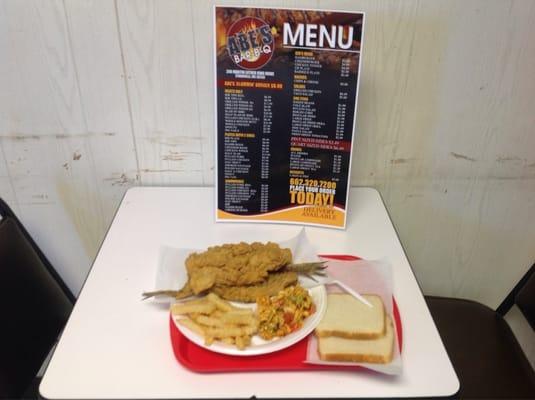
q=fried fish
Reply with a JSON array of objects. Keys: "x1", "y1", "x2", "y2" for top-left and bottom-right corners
[
  {"x1": 141, "y1": 242, "x2": 326, "y2": 303},
  {"x1": 185, "y1": 242, "x2": 292, "y2": 294},
  {"x1": 211, "y1": 271, "x2": 298, "y2": 303}
]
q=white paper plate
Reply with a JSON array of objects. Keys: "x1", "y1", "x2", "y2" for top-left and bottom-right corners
[{"x1": 172, "y1": 284, "x2": 326, "y2": 356}]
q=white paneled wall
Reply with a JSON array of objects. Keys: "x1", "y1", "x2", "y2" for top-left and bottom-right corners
[{"x1": 1, "y1": 0, "x2": 534, "y2": 312}]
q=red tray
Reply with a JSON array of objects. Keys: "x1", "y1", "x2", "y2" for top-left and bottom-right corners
[{"x1": 170, "y1": 255, "x2": 402, "y2": 373}]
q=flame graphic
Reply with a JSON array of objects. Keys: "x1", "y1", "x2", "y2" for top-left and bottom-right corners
[
  {"x1": 216, "y1": 17, "x2": 227, "y2": 49},
  {"x1": 241, "y1": 20, "x2": 260, "y2": 62},
  {"x1": 240, "y1": 20, "x2": 257, "y2": 35}
]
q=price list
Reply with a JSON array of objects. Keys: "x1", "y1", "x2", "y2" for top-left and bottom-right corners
[{"x1": 215, "y1": 6, "x2": 363, "y2": 228}]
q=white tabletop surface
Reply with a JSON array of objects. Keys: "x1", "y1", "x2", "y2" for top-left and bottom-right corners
[{"x1": 40, "y1": 186, "x2": 459, "y2": 399}]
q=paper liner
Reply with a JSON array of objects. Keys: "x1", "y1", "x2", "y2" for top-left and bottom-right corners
[
  {"x1": 305, "y1": 258, "x2": 402, "y2": 375},
  {"x1": 152, "y1": 228, "x2": 318, "y2": 303}
]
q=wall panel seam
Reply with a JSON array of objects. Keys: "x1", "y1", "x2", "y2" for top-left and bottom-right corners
[
  {"x1": 189, "y1": 0, "x2": 205, "y2": 185},
  {"x1": 113, "y1": 0, "x2": 141, "y2": 183},
  {"x1": 61, "y1": 0, "x2": 88, "y2": 131},
  {"x1": 62, "y1": 0, "x2": 107, "y2": 227}
]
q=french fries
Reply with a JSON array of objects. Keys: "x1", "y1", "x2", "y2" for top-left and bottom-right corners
[
  {"x1": 171, "y1": 302, "x2": 215, "y2": 315},
  {"x1": 176, "y1": 317, "x2": 204, "y2": 336},
  {"x1": 171, "y1": 293, "x2": 257, "y2": 350}
]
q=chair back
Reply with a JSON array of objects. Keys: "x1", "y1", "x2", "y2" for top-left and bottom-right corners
[
  {"x1": 497, "y1": 262, "x2": 535, "y2": 324},
  {"x1": 0, "y1": 200, "x2": 74, "y2": 399},
  {"x1": 515, "y1": 264, "x2": 535, "y2": 330}
]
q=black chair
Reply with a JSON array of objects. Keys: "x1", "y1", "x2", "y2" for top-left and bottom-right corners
[
  {"x1": 426, "y1": 264, "x2": 535, "y2": 399},
  {"x1": 0, "y1": 199, "x2": 75, "y2": 399}
]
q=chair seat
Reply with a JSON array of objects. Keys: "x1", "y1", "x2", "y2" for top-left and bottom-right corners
[{"x1": 426, "y1": 296, "x2": 535, "y2": 399}]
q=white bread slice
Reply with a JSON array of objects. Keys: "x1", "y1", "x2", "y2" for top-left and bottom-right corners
[
  {"x1": 318, "y1": 316, "x2": 395, "y2": 364},
  {"x1": 315, "y1": 294, "x2": 386, "y2": 339}
]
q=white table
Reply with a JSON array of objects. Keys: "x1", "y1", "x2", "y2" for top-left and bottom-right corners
[{"x1": 40, "y1": 187, "x2": 459, "y2": 399}]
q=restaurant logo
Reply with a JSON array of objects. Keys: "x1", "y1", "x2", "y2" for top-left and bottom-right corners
[{"x1": 226, "y1": 16, "x2": 274, "y2": 70}]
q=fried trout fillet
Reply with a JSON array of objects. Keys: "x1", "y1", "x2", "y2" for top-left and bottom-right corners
[
  {"x1": 211, "y1": 271, "x2": 298, "y2": 303},
  {"x1": 185, "y1": 242, "x2": 292, "y2": 294}
]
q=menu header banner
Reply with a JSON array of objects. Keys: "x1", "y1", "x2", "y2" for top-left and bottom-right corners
[{"x1": 214, "y1": 7, "x2": 364, "y2": 228}]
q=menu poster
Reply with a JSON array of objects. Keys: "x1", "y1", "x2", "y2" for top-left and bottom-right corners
[{"x1": 214, "y1": 7, "x2": 364, "y2": 228}]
